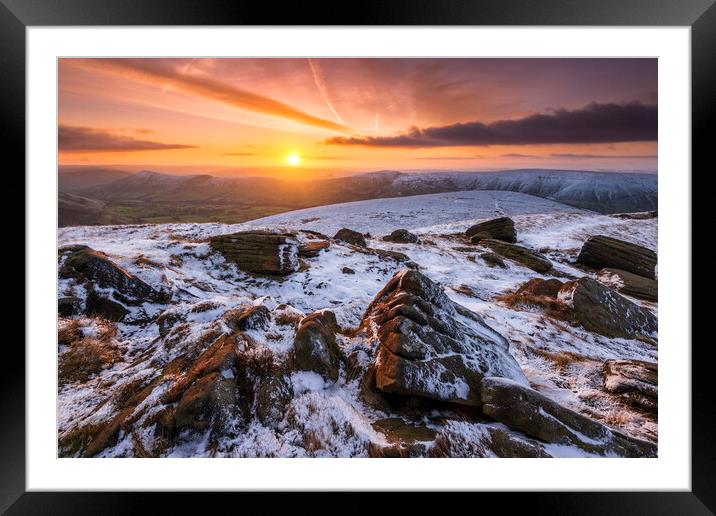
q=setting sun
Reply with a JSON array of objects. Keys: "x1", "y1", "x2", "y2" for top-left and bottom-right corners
[{"x1": 286, "y1": 153, "x2": 301, "y2": 166}]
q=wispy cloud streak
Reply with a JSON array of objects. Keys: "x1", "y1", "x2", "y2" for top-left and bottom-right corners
[
  {"x1": 73, "y1": 59, "x2": 350, "y2": 133},
  {"x1": 59, "y1": 125, "x2": 196, "y2": 152}
]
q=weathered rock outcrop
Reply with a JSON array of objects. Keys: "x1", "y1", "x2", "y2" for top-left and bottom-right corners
[
  {"x1": 58, "y1": 296, "x2": 82, "y2": 317},
  {"x1": 576, "y1": 235, "x2": 656, "y2": 279},
  {"x1": 255, "y1": 374, "x2": 293, "y2": 426},
  {"x1": 80, "y1": 332, "x2": 240, "y2": 457},
  {"x1": 333, "y1": 228, "x2": 367, "y2": 247},
  {"x1": 480, "y1": 239, "x2": 552, "y2": 273},
  {"x1": 466, "y1": 217, "x2": 517, "y2": 243},
  {"x1": 382, "y1": 229, "x2": 420, "y2": 244},
  {"x1": 59, "y1": 245, "x2": 166, "y2": 304},
  {"x1": 479, "y1": 251, "x2": 507, "y2": 268},
  {"x1": 210, "y1": 231, "x2": 299, "y2": 275},
  {"x1": 175, "y1": 371, "x2": 239, "y2": 433},
  {"x1": 368, "y1": 417, "x2": 437, "y2": 458},
  {"x1": 223, "y1": 305, "x2": 271, "y2": 332},
  {"x1": 291, "y1": 310, "x2": 342, "y2": 382},
  {"x1": 596, "y1": 268, "x2": 658, "y2": 302},
  {"x1": 611, "y1": 211, "x2": 657, "y2": 220},
  {"x1": 428, "y1": 423, "x2": 552, "y2": 458},
  {"x1": 362, "y1": 270, "x2": 528, "y2": 407},
  {"x1": 481, "y1": 377, "x2": 657, "y2": 457},
  {"x1": 298, "y1": 240, "x2": 330, "y2": 258},
  {"x1": 85, "y1": 291, "x2": 128, "y2": 322},
  {"x1": 559, "y1": 277, "x2": 657, "y2": 339},
  {"x1": 603, "y1": 359, "x2": 657, "y2": 415}
]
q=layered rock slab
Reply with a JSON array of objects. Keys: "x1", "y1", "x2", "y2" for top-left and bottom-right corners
[
  {"x1": 210, "y1": 231, "x2": 299, "y2": 275},
  {"x1": 480, "y1": 239, "x2": 552, "y2": 273},
  {"x1": 481, "y1": 377, "x2": 657, "y2": 457},
  {"x1": 559, "y1": 277, "x2": 657, "y2": 339},
  {"x1": 576, "y1": 235, "x2": 656, "y2": 279},
  {"x1": 466, "y1": 217, "x2": 517, "y2": 243},
  {"x1": 596, "y1": 268, "x2": 658, "y2": 302},
  {"x1": 603, "y1": 359, "x2": 657, "y2": 415},
  {"x1": 362, "y1": 270, "x2": 527, "y2": 406}
]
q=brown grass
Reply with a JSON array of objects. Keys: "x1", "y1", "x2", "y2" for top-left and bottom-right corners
[
  {"x1": 274, "y1": 310, "x2": 303, "y2": 327},
  {"x1": 58, "y1": 422, "x2": 104, "y2": 457},
  {"x1": 58, "y1": 319, "x2": 83, "y2": 345},
  {"x1": 531, "y1": 348, "x2": 586, "y2": 372},
  {"x1": 495, "y1": 290, "x2": 571, "y2": 320},
  {"x1": 59, "y1": 338, "x2": 122, "y2": 386},
  {"x1": 603, "y1": 408, "x2": 632, "y2": 427}
]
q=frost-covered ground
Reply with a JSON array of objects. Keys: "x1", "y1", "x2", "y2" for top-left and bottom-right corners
[
  {"x1": 242, "y1": 190, "x2": 586, "y2": 236},
  {"x1": 57, "y1": 190, "x2": 657, "y2": 457}
]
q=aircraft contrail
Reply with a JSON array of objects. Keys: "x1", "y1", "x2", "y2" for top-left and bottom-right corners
[{"x1": 308, "y1": 59, "x2": 345, "y2": 125}]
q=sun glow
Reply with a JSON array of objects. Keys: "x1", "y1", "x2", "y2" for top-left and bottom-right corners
[{"x1": 286, "y1": 153, "x2": 301, "y2": 166}]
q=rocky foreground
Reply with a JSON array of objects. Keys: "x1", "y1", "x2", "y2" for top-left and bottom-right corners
[{"x1": 57, "y1": 208, "x2": 658, "y2": 458}]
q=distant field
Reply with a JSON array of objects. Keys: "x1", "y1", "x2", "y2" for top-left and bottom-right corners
[{"x1": 106, "y1": 202, "x2": 291, "y2": 225}]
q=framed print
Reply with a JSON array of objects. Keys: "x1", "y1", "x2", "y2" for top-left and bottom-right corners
[{"x1": 3, "y1": 0, "x2": 713, "y2": 512}]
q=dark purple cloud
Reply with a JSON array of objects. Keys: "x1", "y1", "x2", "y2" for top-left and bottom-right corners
[
  {"x1": 59, "y1": 125, "x2": 196, "y2": 152},
  {"x1": 326, "y1": 102, "x2": 657, "y2": 148},
  {"x1": 549, "y1": 153, "x2": 657, "y2": 159}
]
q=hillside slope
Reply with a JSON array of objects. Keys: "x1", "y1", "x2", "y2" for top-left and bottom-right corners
[
  {"x1": 60, "y1": 169, "x2": 657, "y2": 226},
  {"x1": 57, "y1": 193, "x2": 658, "y2": 458}
]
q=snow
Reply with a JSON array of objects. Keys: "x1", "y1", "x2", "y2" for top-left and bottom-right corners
[
  {"x1": 57, "y1": 189, "x2": 658, "y2": 457},
  {"x1": 241, "y1": 190, "x2": 585, "y2": 236}
]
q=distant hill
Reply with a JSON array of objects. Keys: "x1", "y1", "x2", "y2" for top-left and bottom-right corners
[
  {"x1": 58, "y1": 168, "x2": 657, "y2": 226},
  {"x1": 59, "y1": 167, "x2": 133, "y2": 192},
  {"x1": 58, "y1": 192, "x2": 133, "y2": 227}
]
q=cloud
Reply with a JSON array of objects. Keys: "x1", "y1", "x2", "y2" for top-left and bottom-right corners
[
  {"x1": 73, "y1": 58, "x2": 349, "y2": 133},
  {"x1": 325, "y1": 102, "x2": 657, "y2": 148},
  {"x1": 416, "y1": 156, "x2": 483, "y2": 160},
  {"x1": 59, "y1": 126, "x2": 196, "y2": 152},
  {"x1": 500, "y1": 152, "x2": 657, "y2": 159},
  {"x1": 549, "y1": 153, "x2": 657, "y2": 159},
  {"x1": 500, "y1": 153, "x2": 540, "y2": 158}
]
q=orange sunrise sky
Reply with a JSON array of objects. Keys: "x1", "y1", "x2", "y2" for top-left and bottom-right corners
[{"x1": 58, "y1": 58, "x2": 657, "y2": 177}]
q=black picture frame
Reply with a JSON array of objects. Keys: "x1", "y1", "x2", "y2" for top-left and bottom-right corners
[{"x1": 2, "y1": 0, "x2": 712, "y2": 512}]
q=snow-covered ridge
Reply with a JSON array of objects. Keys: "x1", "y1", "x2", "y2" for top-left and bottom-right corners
[{"x1": 240, "y1": 190, "x2": 586, "y2": 236}]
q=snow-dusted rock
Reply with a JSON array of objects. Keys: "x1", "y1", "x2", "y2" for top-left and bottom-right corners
[
  {"x1": 481, "y1": 377, "x2": 657, "y2": 457},
  {"x1": 479, "y1": 251, "x2": 507, "y2": 268},
  {"x1": 223, "y1": 305, "x2": 271, "y2": 332},
  {"x1": 59, "y1": 245, "x2": 166, "y2": 304},
  {"x1": 362, "y1": 269, "x2": 528, "y2": 407},
  {"x1": 333, "y1": 228, "x2": 367, "y2": 247},
  {"x1": 210, "y1": 231, "x2": 299, "y2": 275},
  {"x1": 480, "y1": 239, "x2": 552, "y2": 273},
  {"x1": 298, "y1": 239, "x2": 330, "y2": 257},
  {"x1": 58, "y1": 296, "x2": 82, "y2": 316},
  {"x1": 290, "y1": 311, "x2": 342, "y2": 382},
  {"x1": 382, "y1": 229, "x2": 420, "y2": 244},
  {"x1": 576, "y1": 235, "x2": 657, "y2": 279},
  {"x1": 596, "y1": 267, "x2": 658, "y2": 302},
  {"x1": 559, "y1": 277, "x2": 657, "y2": 339},
  {"x1": 255, "y1": 374, "x2": 293, "y2": 427},
  {"x1": 175, "y1": 370, "x2": 239, "y2": 433},
  {"x1": 466, "y1": 216, "x2": 517, "y2": 243},
  {"x1": 85, "y1": 291, "x2": 128, "y2": 321},
  {"x1": 603, "y1": 359, "x2": 657, "y2": 415},
  {"x1": 428, "y1": 421, "x2": 552, "y2": 458}
]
